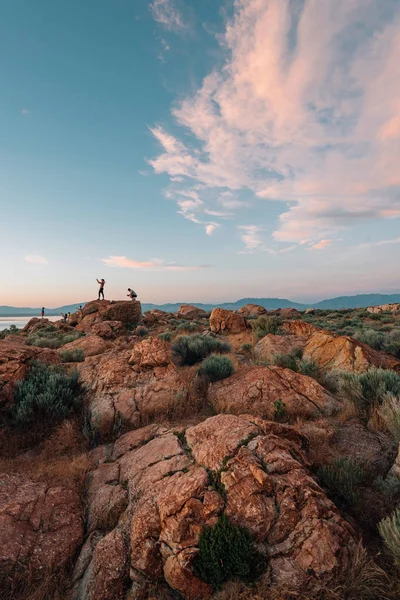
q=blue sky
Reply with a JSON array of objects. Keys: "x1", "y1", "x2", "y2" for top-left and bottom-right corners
[{"x1": 1, "y1": 0, "x2": 399, "y2": 307}]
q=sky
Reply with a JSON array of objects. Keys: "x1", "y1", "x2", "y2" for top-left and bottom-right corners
[{"x1": 1, "y1": 0, "x2": 399, "y2": 307}]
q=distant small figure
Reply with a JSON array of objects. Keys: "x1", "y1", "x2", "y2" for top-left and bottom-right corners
[
  {"x1": 97, "y1": 278, "x2": 105, "y2": 300},
  {"x1": 127, "y1": 288, "x2": 138, "y2": 301},
  {"x1": 41, "y1": 307, "x2": 45, "y2": 319},
  {"x1": 68, "y1": 312, "x2": 71, "y2": 317},
  {"x1": 79, "y1": 305, "x2": 83, "y2": 312},
  {"x1": 61, "y1": 312, "x2": 67, "y2": 323}
]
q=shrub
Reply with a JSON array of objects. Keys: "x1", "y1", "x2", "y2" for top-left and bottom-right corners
[
  {"x1": 158, "y1": 331, "x2": 172, "y2": 342},
  {"x1": 27, "y1": 329, "x2": 83, "y2": 349},
  {"x1": 193, "y1": 515, "x2": 261, "y2": 589},
  {"x1": 272, "y1": 347, "x2": 302, "y2": 371},
  {"x1": 241, "y1": 343, "x2": 252, "y2": 353},
  {"x1": 378, "y1": 507, "x2": 400, "y2": 565},
  {"x1": 297, "y1": 358, "x2": 322, "y2": 380},
  {"x1": 384, "y1": 329, "x2": 400, "y2": 358},
  {"x1": 354, "y1": 328, "x2": 385, "y2": 351},
  {"x1": 274, "y1": 399, "x2": 287, "y2": 422},
  {"x1": 0, "y1": 324, "x2": 21, "y2": 339},
  {"x1": 198, "y1": 354, "x2": 234, "y2": 383},
  {"x1": 135, "y1": 325, "x2": 149, "y2": 337},
  {"x1": 59, "y1": 349, "x2": 85, "y2": 363},
  {"x1": 338, "y1": 368, "x2": 400, "y2": 416},
  {"x1": 317, "y1": 457, "x2": 366, "y2": 506},
  {"x1": 378, "y1": 393, "x2": 400, "y2": 443},
  {"x1": 251, "y1": 315, "x2": 282, "y2": 340},
  {"x1": 172, "y1": 335, "x2": 231, "y2": 366},
  {"x1": 9, "y1": 361, "x2": 81, "y2": 429}
]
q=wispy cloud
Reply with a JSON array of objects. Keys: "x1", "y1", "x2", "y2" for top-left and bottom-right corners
[
  {"x1": 356, "y1": 237, "x2": 400, "y2": 249},
  {"x1": 25, "y1": 254, "x2": 48, "y2": 265},
  {"x1": 150, "y1": 0, "x2": 186, "y2": 32},
  {"x1": 21, "y1": 108, "x2": 30, "y2": 116},
  {"x1": 205, "y1": 223, "x2": 220, "y2": 235},
  {"x1": 102, "y1": 256, "x2": 207, "y2": 271},
  {"x1": 311, "y1": 239, "x2": 333, "y2": 250},
  {"x1": 149, "y1": 0, "x2": 400, "y2": 246}
]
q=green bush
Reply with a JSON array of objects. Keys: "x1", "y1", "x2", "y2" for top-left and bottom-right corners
[
  {"x1": 9, "y1": 361, "x2": 81, "y2": 429},
  {"x1": 297, "y1": 358, "x2": 322, "y2": 380},
  {"x1": 378, "y1": 393, "x2": 400, "y2": 443},
  {"x1": 27, "y1": 329, "x2": 83, "y2": 349},
  {"x1": 241, "y1": 343, "x2": 253, "y2": 353},
  {"x1": 384, "y1": 329, "x2": 400, "y2": 358},
  {"x1": 158, "y1": 331, "x2": 172, "y2": 342},
  {"x1": 0, "y1": 324, "x2": 21, "y2": 339},
  {"x1": 354, "y1": 328, "x2": 385, "y2": 351},
  {"x1": 378, "y1": 507, "x2": 400, "y2": 565},
  {"x1": 338, "y1": 368, "x2": 400, "y2": 416},
  {"x1": 198, "y1": 354, "x2": 234, "y2": 383},
  {"x1": 172, "y1": 335, "x2": 231, "y2": 366},
  {"x1": 272, "y1": 347, "x2": 302, "y2": 371},
  {"x1": 317, "y1": 457, "x2": 366, "y2": 506},
  {"x1": 59, "y1": 349, "x2": 85, "y2": 363},
  {"x1": 135, "y1": 326, "x2": 149, "y2": 337},
  {"x1": 251, "y1": 315, "x2": 282, "y2": 340},
  {"x1": 274, "y1": 399, "x2": 287, "y2": 422},
  {"x1": 193, "y1": 515, "x2": 260, "y2": 588}
]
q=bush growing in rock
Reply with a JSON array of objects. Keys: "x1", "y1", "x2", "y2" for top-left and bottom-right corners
[
  {"x1": 241, "y1": 343, "x2": 253, "y2": 353},
  {"x1": 318, "y1": 457, "x2": 366, "y2": 507},
  {"x1": 158, "y1": 331, "x2": 172, "y2": 342},
  {"x1": 378, "y1": 507, "x2": 400, "y2": 566},
  {"x1": 378, "y1": 394, "x2": 400, "y2": 443},
  {"x1": 59, "y1": 349, "x2": 85, "y2": 363},
  {"x1": 338, "y1": 368, "x2": 400, "y2": 416},
  {"x1": 354, "y1": 328, "x2": 385, "y2": 350},
  {"x1": 0, "y1": 324, "x2": 20, "y2": 339},
  {"x1": 135, "y1": 325, "x2": 149, "y2": 337},
  {"x1": 272, "y1": 347, "x2": 302, "y2": 371},
  {"x1": 27, "y1": 326, "x2": 83, "y2": 349},
  {"x1": 9, "y1": 361, "x2": 81, "y2": 429},
  {"x1": 251, "y1": 315, "x2": 282, "y2": 340},
  {"x1": 172, "y1": 334, "x2": 231, "y2": 366},
  {"x1": 198, "y1": 354, "x2": 234, "y2": 383},
  {"x1": 193, "y1": 515, "x2": 260, "y2": 588}
]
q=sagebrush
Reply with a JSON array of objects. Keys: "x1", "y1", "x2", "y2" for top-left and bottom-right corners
[
  {"x1": 172, "y1": 335, "x2": 231, "y2": 366},
  {"x1": 198, "y1": 354, "x2": 234, "y2": 383}
]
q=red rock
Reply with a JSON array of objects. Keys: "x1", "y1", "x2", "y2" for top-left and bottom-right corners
[
  {"x1": 102, "y1": 301, "x2": 142, "y2": 324},
  {"x1": 22, "y1": 317, "x2": 52, "y2": 333},
  {"x1": 208, "y1": 366, "x2": 337, "y2": 420},
  {"x1": 129, "y1": 337, "x2": 171, "y2": 370},
  {"x1": 281, "y1": 320, "x2": 320, "y2": 337},
  {"x1": 254, "y1": 333, "x2": 305, "y2": 363},
  {"x1": 0, "y1": 474, "x2": 83, "y2": 591},
  {"x1": 177, "y1": 305, "x2": 207, "y2": 320},
  {"x1": 86, "y1": 529, "x2": 128, "y2": 600},
  {"x1": 238, "y1": 304, "x2": 267, "y2": 317},
  {"x1": 59, "y1": 334, "x2": 108, "y2": 357},
  {"x1": 209, "y1": 308, "x2": 248, "y2": 334}
]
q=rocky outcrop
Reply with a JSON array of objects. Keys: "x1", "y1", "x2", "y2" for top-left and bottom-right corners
[
  {"x1": 210, "y1": 308, "x2": 248, "y2": 334},
  {"x1": 303, "y1": 331, "x2": 400, "y2": 372},
  {"x1": 238, "y1": 304, "x2": 267, "y2": 317},
  {"x1": 281, "y1": 320, "x2": 320, "y2": 338},
  {"x1": 73, "y1": 415, "x2": 356, "y2": 599},
  {"x1": 367, "y1": 304, "x2": 400, "y2": 314},
  {"x1": 208, "y1": 366, "x2": 338, "y2": 419},
  {"x1": 143, "y1": 309, "x2": 172, "y2": 327},
  {"x1": 177, "y1": 305, "x2": 207, "y2": 320},
  {"x1": 254, "y1": 334, "x2": 305, "y2": 363},
  {"x1": 0, "y1": 474, "x2": 83, "y2": 592},
  {"x1": 22, "y1": 317, "x2": 52, "y2": 334},
  {"x1": 74, "y1": 301, "x2": 142, "y2": 338},
  {"x1": 102, "y1": 302, "x2": 142, "y2": 324},
  {"x1": 0, "y1": 338, "x2": 59, "y2": 406},
  {"x1": 129, "y1": 337, "x2": 171, "y2": 371},
  {"x1": 60, "y1": 335, "x2": 108, "y2": 358}
]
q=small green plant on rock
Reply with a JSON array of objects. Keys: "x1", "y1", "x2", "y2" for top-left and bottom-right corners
[
  {"x1": 241, "y1": 343, "x2": 253, "y2": 354},
  {"x1": 378, "y1": 506, "x2": 400, "y2": 566},
  {"x1": 339, "y1": 368, "x2": 400, "y2": 417},
  {"x1": 172, "y1": 335, "x2": 231, "y2": 366},
  {"x1": 193, "y1": 514, "x2": 262, "y2": 589},
  {"x1": 251, "y1": 315, "x2": 282, "y2": 340},
  {"x1": 273, "y1": 399, "x2": 287, "y2": 422},
  {"x1": 317, "y1": 457, "x2": 366, "y2": 507},
  {"x1": 59, "y1": 348, "x2": 85, "y2": 363},
  {"x1": 198, "y1": 354, "x2": 234, "y2": 383},
  {"x1": 158, "y1": 331, "x2": 172, "y2": 342}
]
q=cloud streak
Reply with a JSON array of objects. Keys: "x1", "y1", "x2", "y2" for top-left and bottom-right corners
[
  {"x1": 150, "y1": 0, "x2": 186, "y2": 32},
  {"x1": 149, "y1": 0, "x2": 400, "y2": 246},
  {"x1": 25, "y1": 254, "x2": 48, "y2": 265},
  {"x1": 102, "y1": 256, "x2": 207, "y2": 271}
]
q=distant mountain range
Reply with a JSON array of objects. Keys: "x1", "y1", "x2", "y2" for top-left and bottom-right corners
[{"x1": 1, "y1": 293, "x2": 400, "y2": 317}]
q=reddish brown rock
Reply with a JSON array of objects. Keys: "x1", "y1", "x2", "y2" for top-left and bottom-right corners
[
  {"x1": 133, "y1": 371, "x2": 189, "y2": 422},
  {"x1": 367, "y1": 303, "x2": 400, "y2": 314},
  {"x1": 177, "y1": 305, "x2": 207, "y2": 320},
  {"x1": 303, "y1": 330, "x2": 400, "y2": 372},
  {"x1": 75, "y1": 416, "x2": 357, "y2": 599},
  {"x1": 102, "y1": 301, "x2": 142, "y2": 324},
  {"x1": 208, "y1": 366, "x2": 337, "y2": 420},
  {"x1": 129, "y1": 337, "x2": 171, "y2": 370},
  {"x1": 22, "y1": 317, "x2": 52, "y2": 333},
  {"x1": 209, "y1": 308, "x2": 247, "y2": 334},
  {"x1": 0, "y1": 474, "x2": 83, "y2": 591},
  {"x1": 0, "y1": 338, "x2": 59, "y2": 406},
  {"x1": 238, "y1": 304, "x2": 267, "y2": 317},
  {"x1": 59, "y1": 334, "x2": 108, "y2": 358},
  {"x1": 254, "y1": 333, "x2": 305, "y2": 363},
  {"x1": 281, "y1": 320, "x2": 320, "y2": 338}
]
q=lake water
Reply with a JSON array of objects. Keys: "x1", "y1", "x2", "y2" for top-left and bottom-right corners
[{"x1": 0, "y1": 316, "x2": 61, "y2": 332}]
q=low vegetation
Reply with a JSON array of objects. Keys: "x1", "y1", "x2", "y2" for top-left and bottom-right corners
[
  {"x1": 193, "y1": 515, "x2": 262, "y2": 589},
  {"x1": 338, "y1": 368, "x2": 400, "y2": 418},
  {"x1": 271, "y1": 348, "x2": 322, "y2": 381},
  {"x1": 27, "y1": 325, "x2": 83, "y2": 349},
  {"x1": 378, "y1": 394, "x2": 400, "y2": 443},
  {"x1": 59, "y1": 348, "x2": 85, "y2": 363},
  {"x1": 172, "y1": 334, "x2": 231, "y2": 366},
  {"x1": 317, "y1": 457, "x2": 366, "y2": 507},
  {"x1": 0, "y1": 324, "x2": 20, "y2": 339},
  {"x1": 251, "y1": 315, "x2": 282, "y2": 340},
  {"x1": 198, "y1": 354, "x2": 234, "y2": 383},
  {"x1": 379, "y1": 507, "x2": 400, "y2": 566},
  {"x1": 9, "y1": 361, "x2": 81, "y2": 429}
]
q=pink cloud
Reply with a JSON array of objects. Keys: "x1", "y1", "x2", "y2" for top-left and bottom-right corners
[
  {"x1": 102, "y1": 256, "x2": 207, "y2": 271},
  {"x1": 149, "y1": 0, "x2": 400, "y2": 246},
  {"x1": 311, "y1": 239, "x2": 332, "y2": 250}
]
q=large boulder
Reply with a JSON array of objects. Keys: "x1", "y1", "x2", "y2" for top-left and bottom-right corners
[
  {"x1": 238, "y1": 304, "x2": 267, "y2": 317},
  {"x1": 102, "y1": 301, "x2": 142, "y2": 325},
  {"x1": 73, "y1": 415, "x2": 357, "y2": 599},
  {"x1": 143, "y1": 309, "x2": 172, "y2": 327},
  {"x1": 177, "y1": 305, "x2": 207, "y2": 320},
  {"x1": 22, "y1": 317, "x2": 52, "y2": 334},
  {"x1": 208, "y1": 366, "x2": 338, "y2": 419},
  {"x1": 59, "y1": 335, "x2": 108, "y2": 358},
  {"x1": 75, "y1": 301, "x2": 141, "y2": 338},
  {"x1": 303, "y1": 330, "x2": 400, "y2": 372},
  {"x1": 0, "y1": 338, "x2": 59, "y2": 407},
  {"x1": 254, "y1": 333, "x2": 305, "y2": 363},
  {"x1": 129, "y1": 337, "x2": 171, "y2": 371},
  {"x1": 0, "y1": 474, "x2": 83, "y2": 593},
  {"x1": 210, "y1": 308, "x2": 247, "y2": 334},
  {"x1": 367, "y1": 304, "x2": 400, "y2": 314}
]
